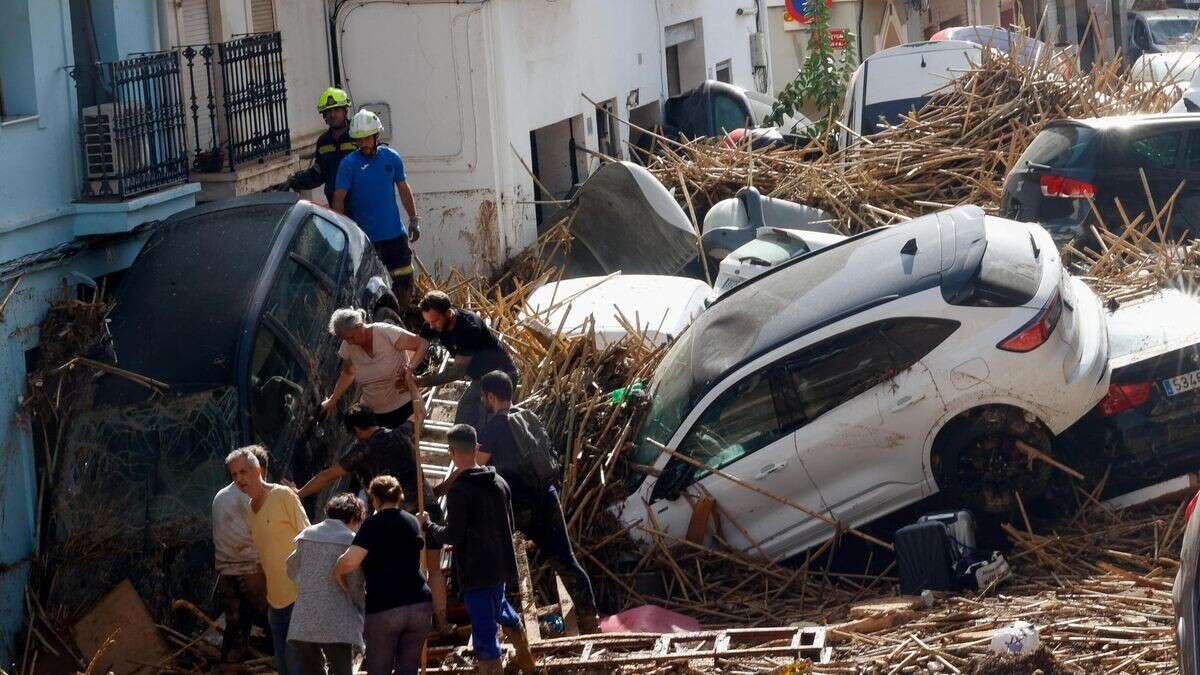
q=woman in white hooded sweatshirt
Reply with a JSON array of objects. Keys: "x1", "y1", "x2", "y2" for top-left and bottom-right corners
[{"x1": 286, "y1": 493, "x2": 366, "y2": 675}]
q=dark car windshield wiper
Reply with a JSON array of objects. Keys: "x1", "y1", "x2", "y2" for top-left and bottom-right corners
[{"x1": 1025, "y1": 161, "x2": 1052, "y2": 173}]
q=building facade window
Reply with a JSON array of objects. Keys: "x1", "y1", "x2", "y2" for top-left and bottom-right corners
[
  {"x1": 0, "y1": 0, "x2": 38, "y2": 118},
  {"x1": 715, "y1": 59, "x2": 732, "y2": 84}
]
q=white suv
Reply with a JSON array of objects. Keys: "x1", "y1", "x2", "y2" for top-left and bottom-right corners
[{"x1": 619, "y1": 206, "x2": 1111, "y2": 560}]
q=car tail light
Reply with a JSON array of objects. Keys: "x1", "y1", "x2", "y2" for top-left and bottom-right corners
[
  {"x1": 1040, "y1": 175, "x2": 1095, "y2": 199},
  {"x1": 997, "y1": 291, "x2": 1062, "y2": 353},
  {"x1": 1097, "y1": 382, "x2": 1152, "y2": 417}
]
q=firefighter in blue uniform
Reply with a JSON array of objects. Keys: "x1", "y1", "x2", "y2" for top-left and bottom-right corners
[{"x1": 334, "y1": 109, "x2": 421, "y2": 308}]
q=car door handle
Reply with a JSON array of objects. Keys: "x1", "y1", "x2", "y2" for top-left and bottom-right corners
[
  {"x1": 754, "y1": 461, "x2": 788, "y2": 480},
  {"x1": 890, "y1": 393, "x2": 926, "y2": 412}
]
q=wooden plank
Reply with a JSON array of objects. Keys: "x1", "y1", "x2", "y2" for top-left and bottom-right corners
[
  {"x1": 554, "y1": 574, "x2": 579, "y2": 637},
  {"x1": 685, "y1": 495, "x2": 716, "y2": 544},
  {"x1": 540, "y1": 644, "x2": 830, "y2": 669},
  {"x1": 73, "y1": 580, "x2": 172, "y2": 675},
  {"x1": 848, "y1": 596, "x2": 924, "y2": 618},
  {"x1": 513, "y1": 535, "x2": 542, "y2": 643}
]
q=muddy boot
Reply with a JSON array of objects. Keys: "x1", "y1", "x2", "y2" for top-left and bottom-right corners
[
  {"x1": 475, "y1": 658, "x2": 504, "y2": 675},
  {"x1": 502, "y1": 626, "x2": 537, "y2": 673}
]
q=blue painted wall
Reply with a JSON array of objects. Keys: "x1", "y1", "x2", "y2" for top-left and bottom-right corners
[{"x1": 0, "y1": 0, "x2": 196, "y2": 666}]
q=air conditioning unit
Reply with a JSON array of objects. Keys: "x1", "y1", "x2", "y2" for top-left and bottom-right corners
[{"x1": 82, "y1": 102, "x2": 150, "y2": 194}]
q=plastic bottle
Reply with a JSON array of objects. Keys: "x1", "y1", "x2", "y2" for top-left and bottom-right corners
[{"x1": 611, "y1": 382, "x2": 645, "y2": 404}]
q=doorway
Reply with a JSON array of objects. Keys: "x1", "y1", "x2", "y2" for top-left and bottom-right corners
[
  {"x1": 529, "y1": 115, "x2": 585, "y2": 231},
  {"x1": 664, "y1": 19, "x2": 706, "y2": 96}
]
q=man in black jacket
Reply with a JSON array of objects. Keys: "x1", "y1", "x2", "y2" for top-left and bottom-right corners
[
  {"x1": 276, "y1": 87, "x2": 355, "y2": 205},
  {"x1": 415, "y1": 291, "x2": 519, "y2": 431},
  {"x1": 419, "y1": 424, "x2": 534, "y2": 674},
  {"x1": 475, "y1": 371, "x2": 600, "y2": 634}
]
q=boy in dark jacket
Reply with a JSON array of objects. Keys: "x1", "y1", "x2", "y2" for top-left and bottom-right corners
[{"x1": 419, "y1": 425, "x2": 534, "y2": 674}]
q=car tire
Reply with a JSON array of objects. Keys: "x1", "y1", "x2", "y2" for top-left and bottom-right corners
[{"x1": 932, "y1": 407, "x2": 1055, "y2": 517}]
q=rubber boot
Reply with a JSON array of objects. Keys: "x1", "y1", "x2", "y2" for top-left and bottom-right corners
[{"x1": 502, "y1": 626, "x2": 537, "y2": 673}]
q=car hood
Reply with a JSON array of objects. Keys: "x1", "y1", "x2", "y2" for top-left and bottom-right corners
[
  {"x1": 1108, "y1": 288, "x2": 1200, "y2": 370},
  {"x1": 546, "y1": 161, "x2": 701, "y2": 278},
  {"x1": 522, "y1": 273, "x2": 710, "y2": 347}
]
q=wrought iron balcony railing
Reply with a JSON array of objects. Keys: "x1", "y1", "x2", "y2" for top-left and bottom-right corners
[
  {"x1": 179, "y1": 32, "x2": 291, "y2": 173},
  {"x1": 68, "y1": 51, "x2": 190, "y2": 200},
  {"x1": 68, "y1": 32, "x2": 291, "y2": 201}
]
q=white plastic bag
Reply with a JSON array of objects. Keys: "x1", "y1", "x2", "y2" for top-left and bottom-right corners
[{"x1": 990, "y1": 620, "x2": 1039, "y2": 655}]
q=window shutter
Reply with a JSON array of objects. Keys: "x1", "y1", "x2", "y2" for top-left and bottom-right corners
[
  {"x1": 179, "y1": 0, "x2": 212, "y2": 45},
  {"x1": 251, "y1": 0, "x2": 276, "y2": 33}
]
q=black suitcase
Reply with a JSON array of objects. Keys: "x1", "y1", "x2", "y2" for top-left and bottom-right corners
[{"x1": 894, "y1": 521, "x2": 959, "y2": 595}]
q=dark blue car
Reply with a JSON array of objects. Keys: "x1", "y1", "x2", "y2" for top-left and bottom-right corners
[{"x1": 47, "y1": 193, "x2": 403, "y2": 617}]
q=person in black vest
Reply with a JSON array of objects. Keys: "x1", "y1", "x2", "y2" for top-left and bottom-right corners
[
  {"x1": 474, "y1": 371, "x2": 600, "y2": 634},
  {"x1": 415, "y1": 291, "x2": 519, "y2": 432}
]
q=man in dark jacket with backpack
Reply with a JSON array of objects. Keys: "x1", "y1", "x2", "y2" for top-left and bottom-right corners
[
  {"x1": 419, "y1": 424, "x2": 534, "y2": 674},
  {"x1": 475, "y1": 371, "x2": 600, "y2": 634}
]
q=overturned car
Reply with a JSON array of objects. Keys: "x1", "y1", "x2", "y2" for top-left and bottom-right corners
[
  {"x1": 48, "y1": 194, "x2": 403, "y2": 613},
  {"x1": 618, "y1": 206, "x2": 1200, "y2": 560}
]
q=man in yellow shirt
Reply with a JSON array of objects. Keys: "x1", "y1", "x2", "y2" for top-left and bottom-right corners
[{"x1": 227, "y1": 446, "x2": 310, "y2": 675}]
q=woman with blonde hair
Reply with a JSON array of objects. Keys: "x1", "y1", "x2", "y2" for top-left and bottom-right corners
[{"x1": 334, "y1": 476, "x2": 432, "y2": 675}]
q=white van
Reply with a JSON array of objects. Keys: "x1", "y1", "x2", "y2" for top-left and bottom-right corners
[{"x1": 838, "y1": 40, "x2": 982, "y2": 149}]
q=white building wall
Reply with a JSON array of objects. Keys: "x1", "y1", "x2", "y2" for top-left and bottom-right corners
[
  {"x1": 335, "y1": 0, "x2": 761, "y2": 280},
  {"x1": 766, "y1": 0, "x2": 867, "y2": 99},
  {"x1": 274, "y1": 0, "x2": 333, "y2": 145}
]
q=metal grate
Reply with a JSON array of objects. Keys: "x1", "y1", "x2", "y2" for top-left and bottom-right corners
[
  {"x1": 178, "y1": 32, "x2": 290, "y2": 172},
  {"x1": 218, "y1": 32, "x2": 291, "y2": 168},
  {"x1": 69, "y1": 51, "x2": 190, "y2": 200}
]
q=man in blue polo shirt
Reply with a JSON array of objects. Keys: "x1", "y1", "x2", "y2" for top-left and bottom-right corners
[{"x1": 334, "y1": 109, "x2": 421, "y2": 306}]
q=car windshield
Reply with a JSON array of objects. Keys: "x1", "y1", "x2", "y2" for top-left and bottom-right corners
[
  {"x1": 628, "y1": 328, "x2": 696, "y2": 487},
  {"x1": 1149, "y1": 18, "x2": 1199, "y2": 45},
  {"x1": 1015, "y1": 125, "x2": 1096, "y2": 170}
]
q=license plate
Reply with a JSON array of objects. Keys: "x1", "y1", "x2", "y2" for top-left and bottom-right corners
[{"x1": 1163, "y1": 369, "x2": 1200, "y2": 397}]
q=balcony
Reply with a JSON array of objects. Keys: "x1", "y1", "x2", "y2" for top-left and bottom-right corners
[
  {"x1": 68, "y1": 33, "x2": 294, "y2": 209},
  {"x1": 178, "y1": 32, "x2": 295, "y2": 201},
  {"x1": 68, "y1": 51, "x2": 191, "y2": 201}
]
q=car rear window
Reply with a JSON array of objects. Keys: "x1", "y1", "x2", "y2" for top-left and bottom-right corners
[
  {"x1": 948, "y1": 222, "x2": 1044, "y2": 307},
  {"x1": 861, "y1": 97, "x2": 931, "y2": 134},
  {"x1": 1015, "y1": 125, "x2": 1097, "y2": 170}
]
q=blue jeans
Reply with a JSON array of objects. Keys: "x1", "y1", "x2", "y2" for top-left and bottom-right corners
[
  {"x1": 268, "y1": 604, "x2": 303, "y2": 675},
  {"x1": 462, "y1": 583, "x2": 521, "y2": 661}
]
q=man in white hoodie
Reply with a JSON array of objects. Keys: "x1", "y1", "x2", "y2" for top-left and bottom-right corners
[{"x1": 211, "y1": 445, "x2": 271, "y2": 664}]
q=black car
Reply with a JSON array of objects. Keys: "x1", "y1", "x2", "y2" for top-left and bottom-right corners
[
  {"x1": 48, "y1": 194, "x2": 403, "y2": 614},
  {"x1": 1057, "y1": 287, "x2": 1200, "y2": 498},
  {"x1": 1001, "y1": 114, "x2": 1200, "y2": 247}
]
